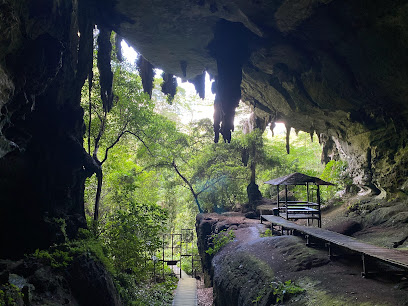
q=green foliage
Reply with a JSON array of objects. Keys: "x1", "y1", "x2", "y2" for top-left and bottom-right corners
[
  {"x1": 260, "y1": 130, "x2": 323, "y2": 196},
  {"x1": 0, "y1": 283, "x2": 24, "y2": 306},
  {"x1": 116, "y1": 272, "x2": 178, "y2": 306},
  {"x1": 252, "y1": 287, "x2": 268, "y2": 305},
  {"x1": 259, "y1": 130, "x2": 348, "y2": 204},
  {"x1": 51, "y1": 217, "x2": 68, "y2": 241},
  {"x1": 29, "y1": 234, "x2": 114, "y2": 274},
  {"x1": 33, "y1": 248, "x2": 73, "y2": 269},
  {"x1": 320, "y1": 160, "x2": 350, "y2": 200},
  {"x1": 206, "y1": 230, "x2": 236, "y2": 255},
  {"x1": 180, "y1": 241, "x2": 199, "y2": 275},
  {"x1": 260, "y1": 228, "x2": 273, "y2": 237},
  {"x1": 270, "y1": 280, "x2": 304, "y2": 303},
  {"x1": 101, "y1": 201, "x2": 168, "y2": 275},
  {"x1": 69, "y1": 235, "x2": 116, "y2": 275}
]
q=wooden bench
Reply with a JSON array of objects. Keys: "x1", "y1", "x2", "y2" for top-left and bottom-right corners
[{"x1": 278, "y1": 201, "x2": 321, "y2": 227}]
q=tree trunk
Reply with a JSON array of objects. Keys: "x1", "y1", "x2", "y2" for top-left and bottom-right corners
[
  {"x1": 172, "y1": 160, "x2": 204, "y2": 213},
  {"x1": 194, "y1": 195, "x2": 204, "y2": 214},
  {"x1": 93, "y1": 166, "x2": 103, "y2": 221},
  {"x1": 250, "y1": 160, "x2": 256, "y2": 184}
]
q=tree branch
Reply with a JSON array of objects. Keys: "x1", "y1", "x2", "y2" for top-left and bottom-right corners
[
  {"x1": 93, "y1": 110, "x2": 107, "y2": 161},
  {"x1": 101, "y1": 130, "x2": 154, "y2": 164},
  {"x1": 172, "y1": 160, "x2": 197, "y2": 198}
]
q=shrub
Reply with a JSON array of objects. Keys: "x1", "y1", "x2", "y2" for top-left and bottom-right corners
[
  {"x1": 270, "y1": 280, "x2": 304, "y2": 303},
  {"x1": 260, "y1": 229, "x2": 273, "y2": 237},
  {"x1": 206, "y1": 230, "x2": 235, "y2": 255}
]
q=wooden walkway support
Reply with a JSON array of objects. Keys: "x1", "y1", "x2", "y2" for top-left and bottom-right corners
[
  {"x1": 172, "y1": 269, "x2": 197, "y2": 306},
  {"x1": 261, "y1": 215, "x2": 408, "y2": 276}
]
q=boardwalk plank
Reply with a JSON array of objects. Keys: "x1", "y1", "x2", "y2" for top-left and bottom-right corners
[
  {"x1": 172, "y1": 276, "x2": 197, "y2": 306},
  {"x1": 261, "y1": 215, "x2": 408, "y2": 269}
]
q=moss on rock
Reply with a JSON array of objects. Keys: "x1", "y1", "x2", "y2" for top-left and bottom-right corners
[{"x1": 213, "y1": 252, "x2": 274, "y2": 306}]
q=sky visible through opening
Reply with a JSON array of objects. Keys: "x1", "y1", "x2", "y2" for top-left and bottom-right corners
[{"x1": 121, "y1": 40, "x2": 286, "y2": 135}]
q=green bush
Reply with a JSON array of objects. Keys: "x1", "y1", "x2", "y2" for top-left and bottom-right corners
[
  {"x1": 260, "y1": 229, "x2": 273, "y2": 237},
  {"x1": 101, "y1": 201, "x2": 167, "y2": 276},
  {"x1": 32, "y1": 249, "x2": 73, "y2": 269},
  {"x1": 271, "y1": 280, "x2": 304, "y2": 303},
  {"x1": 320, "y1": 160, "x2": 350, "y2": 200},
  {"x1": 115, "y1": 272, "x2": 178, "y2": 306},
  {"x1": 0, "y1": 283, "x2": 24, "y2": 306},
  {"x1": 206, "y1": 230, "x2": 235, "y2": 255}
]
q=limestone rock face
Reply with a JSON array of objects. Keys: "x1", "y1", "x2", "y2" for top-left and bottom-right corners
[
  {"x1": 0, "y1": 0, "x2": 93, "y2": 258},
  {"x1": 115, "y1": 0, "x2": 408, "y2": 194},
  {"x1": 0, "y1": 253, "x2": 121, "y2": 305}
]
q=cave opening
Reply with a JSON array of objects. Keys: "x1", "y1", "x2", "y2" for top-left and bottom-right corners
[{"x1": 1, "y1": 0, "x2": 408, "y2": 304}]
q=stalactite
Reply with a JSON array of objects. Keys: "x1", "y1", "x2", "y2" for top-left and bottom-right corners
[
  {"x1": 213, "y1": 86, "x2": 221, "y2": 143},
  {"x1": 318, "y1": 133, "x2": 323, "y2": 145},
  {"x1": 161, "y1": 72, "x2": 178, "y2": 104},
  {"x1": 270, "y1": 122, "x2": 276, "y2": 137},
  {"x1": 191, "y1": 71, "x2": 205, "y2": 99},
  {"x1": 180, "y1": 60, "x2": 187, "y2": 78},
  {"x1": 136, "y1": 55, "x2": 154, "y2": 98},
  {"x1": 310, "y1": 131, "x2": 314, "y2": 142},
  {"x1": 97, "y1": 27, "x2": 113, "y2": 112},
  {"x1": 286, "y1": 125, "x2": 291, "y2": 154},
  {"x1": 115, "y1": 33, "x2": 123, "y2": 62},
  {"x1": 210, "y1": 20, "x2": 253, "y2": 143}
]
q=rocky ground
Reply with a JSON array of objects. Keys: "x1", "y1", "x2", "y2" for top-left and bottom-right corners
[
  {"x1": 197, "y1": 278, "x2": 213, "y2": 306},
  {"x1": 0, "y1": 252, "x2": 120, "y2": 305},
  {"x1": 196, "y1": 196, "x2": 408, "y2": 306}
]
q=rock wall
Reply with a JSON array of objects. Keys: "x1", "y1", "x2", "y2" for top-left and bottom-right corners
[
  {"x1": 196, "y1": 213, "x2": 261, "y2": 286},
  {"x1": 0, "y1": 0, "x2": 96, "y2": 258},
  {"x1": 0, "y1": 252, "x2": 121, "y2": 305}
]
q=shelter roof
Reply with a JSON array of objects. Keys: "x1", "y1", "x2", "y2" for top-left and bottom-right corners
[{"x1": 264, "y1": 172, "x2": 334, "y2": 186}]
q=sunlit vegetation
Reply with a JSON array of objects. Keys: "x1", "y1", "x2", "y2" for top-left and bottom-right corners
[
  {"x1": 206, "y1": 230, "x2": 236, "y2": 255},
  {"x1": 76, "y1": 31, "x2": 348, "y2": 303}
]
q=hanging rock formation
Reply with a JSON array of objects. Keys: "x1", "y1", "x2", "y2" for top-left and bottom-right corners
[{"x1": 114, "y1": 0, "x2": 408, "y2": 196}]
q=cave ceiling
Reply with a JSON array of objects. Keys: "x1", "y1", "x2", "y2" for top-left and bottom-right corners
[{"x1": 114, "y1": 0, "x2": 408, "y2": 193}]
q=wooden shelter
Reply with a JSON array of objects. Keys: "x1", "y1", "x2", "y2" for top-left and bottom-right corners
[{"x1": 264, "y1": 172, "x2": 334, "y2": 227}]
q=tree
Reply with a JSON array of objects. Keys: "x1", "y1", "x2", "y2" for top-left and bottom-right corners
[
  {"x1": 82, "y1": 31, "x2": 154, "y2": 223},
  {"x1": 136, "y1": 118, "x2": 215, "y2": 213}
]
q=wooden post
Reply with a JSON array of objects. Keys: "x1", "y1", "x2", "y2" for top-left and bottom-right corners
[
  {"x1": 172, "y1": 234, "x2": 174, "y2": 261},
  {"x1": 162, "y1": 239, "x2": 165, "y2": 280},
  {"x1": 154, "y1": 259, "x2": 156, "y2": 282},
  {"x1": 285, "y1": 185, "x2": 288, "y2": 220},
  {"x1": 277, "y1": 185, "x2": 280, "y2": 211},
  {"x1": 361, "y1": 254, "x2": 367, "y2": 278},
  {"x1": 326, "y1": 242, "x2": 332, "y2": 259},
  {"x1": 306, "y1": 182, "x2": 309, "y2": 202},
  {"x1": 317, "y1": 184, "x2": 321, "y2": 228}
]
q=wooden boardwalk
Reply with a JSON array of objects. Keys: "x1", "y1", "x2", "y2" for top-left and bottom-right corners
[
  {"x1": 261, "y1": 215, "x2": 408, "y2": 273},
  {"x1": 172, "y1": 269, "x2": 197, "y2": 306}
]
